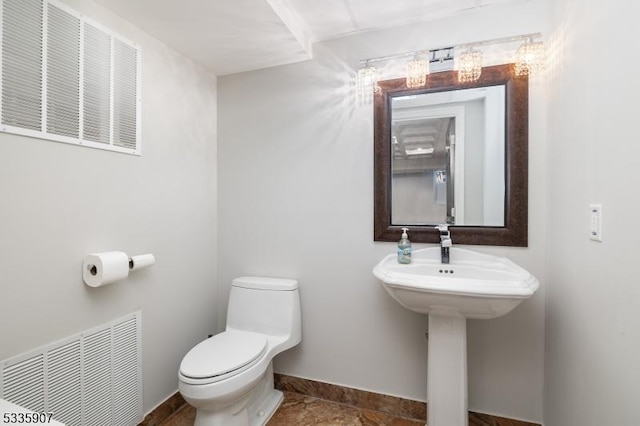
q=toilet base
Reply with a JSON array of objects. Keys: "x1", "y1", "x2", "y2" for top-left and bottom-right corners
[
  {"x1": 250, "y1": 388, "x2": 283, "y2": 425},
  {"x1": 192, "y1": 363, "x2": 284, "y2": 426}
]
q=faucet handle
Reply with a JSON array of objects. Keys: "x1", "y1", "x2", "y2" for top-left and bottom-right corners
[
  {"x1": 435, "y1": 224, "x2": 452, "y2": 245},
  {"x1": 434, "y1": 224, "x2": 449, "y2": 233}
]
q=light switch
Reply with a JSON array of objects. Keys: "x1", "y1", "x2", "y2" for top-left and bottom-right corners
[{"x1": 590, "y1": 204, "x2": 602, "y2": 242}]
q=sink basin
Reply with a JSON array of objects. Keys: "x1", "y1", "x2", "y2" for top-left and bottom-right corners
[{"x1": 373, "y1": 247, "x2": 539, "y2": 319}]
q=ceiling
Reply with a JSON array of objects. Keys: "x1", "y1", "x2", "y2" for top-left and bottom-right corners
[{"x1": 94, "y1": 0, "x2": 523, "y2": 76}]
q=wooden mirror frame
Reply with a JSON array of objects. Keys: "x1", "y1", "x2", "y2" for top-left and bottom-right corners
[{"x1": 374, "y1": 64, "x2": 528, "y2": 246}]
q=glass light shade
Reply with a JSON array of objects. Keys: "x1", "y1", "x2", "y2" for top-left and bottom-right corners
[
  {"x1": 357, "y1": 65, "x2": 379, "y2": 104},
  {"x1": 457, "y1": 48, "x2": 482, "y2": 83},
  {"x1": 406, "y1": 58, "x2": 427, "y2": 88},
  {"x1": 514, "y1": 39, "x2": 545, "y2": 76}
]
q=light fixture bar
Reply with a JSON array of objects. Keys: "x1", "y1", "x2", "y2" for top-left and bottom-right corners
[
  {"x1": 455, "y1": 32, "x2": 542, "y2": 50},
  {"x1": 355, "y1": 32, "x2": 544, "y2": 104},
  {"x1": 358, "y1": 32, "x2": 542, "y2": 66},
  {"x1": 359, "y1": 48, "x2": 451, "y2": 66}
]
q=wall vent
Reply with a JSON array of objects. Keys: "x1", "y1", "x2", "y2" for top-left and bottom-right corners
[
  {"x1": 0, "y1": 311, "x2": 143, "y2": 426},
  {"x1": 0, "y1": 0, "x2": 141, "y2": 155}
]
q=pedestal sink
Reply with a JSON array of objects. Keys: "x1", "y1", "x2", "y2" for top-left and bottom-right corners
[{"x1": 373, "y1": 247, "x2": 539, "y2": 426}]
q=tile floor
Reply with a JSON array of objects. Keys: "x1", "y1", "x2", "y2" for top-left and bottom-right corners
[
  {"x1": 157, "y1": 392, "x2": 541, "y2": 426},
  {"x1": 159, "y1": 391, "x2": 424, "y2": 425}
]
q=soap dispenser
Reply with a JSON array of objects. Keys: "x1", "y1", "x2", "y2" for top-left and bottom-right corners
[{"x1": 397, "y1": 227, "x2": 412, "y2": 264}]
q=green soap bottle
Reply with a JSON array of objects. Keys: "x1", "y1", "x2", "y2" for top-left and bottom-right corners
[{"x1": 397, "y1": 227, "x2": 412, "y2": 264}]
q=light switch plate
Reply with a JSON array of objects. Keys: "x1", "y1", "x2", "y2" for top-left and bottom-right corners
[{"x1": 590, "y1": 204, "x2": 602, "y2": 241}]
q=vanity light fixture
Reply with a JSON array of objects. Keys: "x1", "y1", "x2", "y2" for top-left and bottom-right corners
[
  {"x1": 356, "y1": 32, "x2": 544, "y2": 104},
  {"x1": 457, "y1": 46, "x2": 483, "y2": 83},
  {"x1": 514, "y1": 37, "x2": 545, "y2": 76},
  {"x1": 406, "y1": 55, "x2": 428, "y2": 89}
]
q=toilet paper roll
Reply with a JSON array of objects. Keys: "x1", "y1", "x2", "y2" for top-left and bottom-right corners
[
  {"x1": 82, "y1": 251, "x2": 130, "y2": 288},
  {"x1": 129, "y1": 254, "x2": 155, "y2": 272}
]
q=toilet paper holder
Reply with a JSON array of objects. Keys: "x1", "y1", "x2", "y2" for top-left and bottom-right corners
[
  {"x1": 83, "y1": 252, "x2": 155, "y2": 287},
  {"x1": 128, "y1": 253, "x2": 155, "y2": 272}
]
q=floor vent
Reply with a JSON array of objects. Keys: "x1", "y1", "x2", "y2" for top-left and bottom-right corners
[{"x1": 0, "y1": 311, "x2": 142, "y2": 426}]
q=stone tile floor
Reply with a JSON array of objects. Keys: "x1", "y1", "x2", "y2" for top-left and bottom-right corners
[
  {"x1": 160, "y1": 391, "x2": 424, "y2": 425},
  {"x1": 157, "y1": 390, "x2": 539, "y2": 426}
]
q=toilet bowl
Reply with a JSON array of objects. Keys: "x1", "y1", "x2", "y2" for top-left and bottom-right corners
[{"x1": 179, "y1": 276, "x2": 301, "y2": 426}]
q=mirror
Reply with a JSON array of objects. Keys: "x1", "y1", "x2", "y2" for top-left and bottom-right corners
[
  {"x1": 391, "y1": 85, "x2": 506, "y2": 226},
  {"x1": 374, "y1": 64, "x2": 528, "y2": 246}
]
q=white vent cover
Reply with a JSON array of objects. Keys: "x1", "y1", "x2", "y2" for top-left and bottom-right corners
[
  {"x1": 0, "y1": 0, "x2": 141, "y2": 155},
  {"x1": 0, "y1": 311, "x2": 143, "y2": 426}
]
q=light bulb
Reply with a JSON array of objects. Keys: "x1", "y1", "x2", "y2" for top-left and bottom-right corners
[
  {"x1": 406, "y1": 57, "x2": 427, "y2": 89},
  {"x1": 356, "y1": 65, "x2": 379, "y2": 104},
  {"x1": 457, "y1": 48, "x2": 482, "y2": 83},
  {"x1": 515, "y1": 39, "x2": 545, "y2": 76}
]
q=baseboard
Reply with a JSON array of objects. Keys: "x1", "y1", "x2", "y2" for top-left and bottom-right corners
[
  {"x1": 274, "y1": 373, "x2": 426, "y2": 420},
  {"x1": 467, "y1": 410, "x2": 541, "y2": 426},
  {"x1": 138, "y1": 391, "x2": 185, "y2": 426}
]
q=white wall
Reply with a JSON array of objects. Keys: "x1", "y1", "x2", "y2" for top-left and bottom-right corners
[
  {"x1": 218, "y1": 1, "x2": 549, "y2": 421},
  {"x1": 0, "y1": 0, "x2": 218, "y2": 415},
  {"x1": 544, "y1": 1, "x2": 640, "y2": 424}
]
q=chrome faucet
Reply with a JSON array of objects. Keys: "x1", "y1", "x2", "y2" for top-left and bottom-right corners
[{"x1": 435, "y1": 224, "x2": 452, "y2": 264}]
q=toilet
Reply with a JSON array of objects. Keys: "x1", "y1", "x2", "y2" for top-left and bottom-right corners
[{"x1": 178, "y1": 276, "x2": 301, "y2": 426}]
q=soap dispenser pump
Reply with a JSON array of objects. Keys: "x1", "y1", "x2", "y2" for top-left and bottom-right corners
[{"x1": 397, "y1": 227, "x2": 412, "y2": 264}]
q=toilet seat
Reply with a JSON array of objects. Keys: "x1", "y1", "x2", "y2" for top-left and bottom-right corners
[{"x1": 179, "y1": 330, "x2": 267, "y2": 384}]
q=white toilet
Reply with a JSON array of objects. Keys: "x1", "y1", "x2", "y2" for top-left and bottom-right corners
[{"x1": 178, "y1": 276, "x2": 301, "y2": 426}]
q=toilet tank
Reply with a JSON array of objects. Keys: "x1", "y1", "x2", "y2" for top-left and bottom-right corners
[{"x1": 226, "y1": 276, "x2": 301, "y2": 344}]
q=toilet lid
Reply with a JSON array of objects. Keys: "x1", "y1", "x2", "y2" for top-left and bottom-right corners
[{"x1": 180, "y1": 330, "x2": 267, "y2": 380}]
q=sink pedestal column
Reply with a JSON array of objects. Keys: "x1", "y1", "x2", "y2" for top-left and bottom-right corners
[{"x1": 427, "y1": 313, "x2": 468, "y2": 426}]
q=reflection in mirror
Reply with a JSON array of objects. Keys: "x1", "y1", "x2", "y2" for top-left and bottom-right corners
[
  {"x1": 391, "y1": 86, "x2": 505, "y2": 227},
  {"x1": 374, "y1": 64, "x2": 529, "y2": 246}
]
